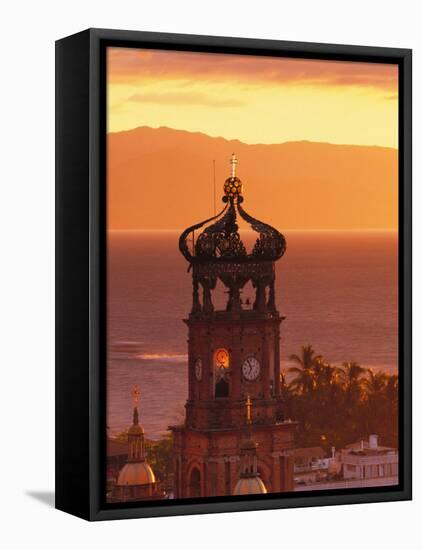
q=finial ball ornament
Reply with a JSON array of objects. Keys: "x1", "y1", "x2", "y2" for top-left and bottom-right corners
[{"x1": 224, "y1": 175, "x2": 243, "y2": 197}]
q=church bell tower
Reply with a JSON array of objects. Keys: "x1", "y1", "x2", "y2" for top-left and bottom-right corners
[{"x1": 171, "y1": 155, "x2": 296, "y2": 498}]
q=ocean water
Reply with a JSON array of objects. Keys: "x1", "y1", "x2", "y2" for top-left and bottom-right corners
[{"x1": 107, "y1": 230, "x2": 398, "y2": 439}]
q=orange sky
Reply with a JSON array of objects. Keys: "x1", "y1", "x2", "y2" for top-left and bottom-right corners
[
  {"x1": 107, "y1": 47, "x2": 398, "y2": 148},
  {"x1": 106, "y1": 47, "x2": 398, "y2": 231}
]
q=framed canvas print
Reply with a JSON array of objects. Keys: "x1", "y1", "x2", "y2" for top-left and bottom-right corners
[{"x1": 55, "y1": 28, "x2": 412, "y2": 521}]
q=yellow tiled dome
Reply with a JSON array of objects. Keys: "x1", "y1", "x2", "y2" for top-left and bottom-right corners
[
  {"x1": 233, "y1": 476, "x2": 267, "y2": 495},
  {"x1": 116, "y1": 461, "x2": 156, "y2": 486}
]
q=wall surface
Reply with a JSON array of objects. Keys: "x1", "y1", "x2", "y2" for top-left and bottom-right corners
[{"x1": 0, "y1": 1, "x2": 419, "y2": 549}]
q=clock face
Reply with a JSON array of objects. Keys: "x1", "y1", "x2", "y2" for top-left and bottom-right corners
[
  {"x1": 214, "y1": 348, "x2": 229, "y2": 369},
  {"x1": 242, "y1": 357, "x2": 261, "y2": 381},
  {"x1": 194, "y1": 358, "x2": 202, "y2": 381}
]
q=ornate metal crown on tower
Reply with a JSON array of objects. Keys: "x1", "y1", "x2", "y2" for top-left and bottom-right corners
[{"x1": 179, "y1": 154, "x2": 286, "y2": 315}]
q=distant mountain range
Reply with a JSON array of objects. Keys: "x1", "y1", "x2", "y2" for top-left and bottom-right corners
[{"x1": 107, "y1": 126, "x2": 398, "y2": 231}]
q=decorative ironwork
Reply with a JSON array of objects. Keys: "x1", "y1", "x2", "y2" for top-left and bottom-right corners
[
  {"x1": 179, "y1": 154, "x2": 286, "y2": 315},
  {"x1": 237, "y1": 203, "x2": 286, "y2": 260},
  {"x1": 194, "y1": 202, "x2": 248, "y2": 260},
  {"x1": 179, "y1": 199, "x2": 286, "y2": 264},
  {"x1": 179, "y1": 205, "x2": 228, "y2": 264}
]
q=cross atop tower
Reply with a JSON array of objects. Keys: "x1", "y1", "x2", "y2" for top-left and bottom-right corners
[
  {"x1": 230, "y1": 152, "x2": 238, "y2": 178},
  {"x1": 133, "y1": 384, "x2": 139, "y2": 407}
]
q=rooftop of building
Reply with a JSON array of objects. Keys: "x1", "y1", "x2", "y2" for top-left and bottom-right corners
[
  {"x1": 346, "y1": 447, "x2": 397, "y2": 457},
  {"x1": 343, "y1": 435, "x2": 397, "y2": 456}
]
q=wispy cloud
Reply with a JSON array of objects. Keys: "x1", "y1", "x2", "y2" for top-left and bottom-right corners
[
  {"x1": 128, "y1": 91, "x2": 245, "y2": 107},
  {"x1": 108, "y1": 48, "x2": 398, "y2": 92}
]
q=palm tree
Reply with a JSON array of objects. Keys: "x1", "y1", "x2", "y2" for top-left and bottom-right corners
[
  {"x1": 288, "y1": 345, "x2": 321, "y2": 394},
  {"x1": 361, "y1": 368, "x2": 388, "y2": 436},
  {"x1": 314, "y1": 360, "x2": 341, "y2": 387},
  {"x1": 289, "y1": 344, "x2": 321, "y2": 371},
  {"x1": 341, "y1": 361, "x2": 366, "y2": 403},
  {"x1": 384, "y1": 374, "x2": 399, "y2": 404},
  {"x1": 341, "y1": 361, "x2": 365, "y2": 384},
  {"x1": 279, "y1": 370, "x2": 293, "y2": 414},
  {"x1": 383, "y1": 374, "x2": 399, "y2": 446},
  {"x1": 363, "y1": 368, "x2": 388, "y2": 398},
  {"x1": 280, "y1": 370, "x2": 290, "y2": 397},
  {"x1": 335, "y1": 361, "x2": 366, "y2": 444}
]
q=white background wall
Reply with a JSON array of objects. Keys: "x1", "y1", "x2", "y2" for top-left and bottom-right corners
[{"x1": 0, "y1": 1, "x2": 419, "y2": 548}]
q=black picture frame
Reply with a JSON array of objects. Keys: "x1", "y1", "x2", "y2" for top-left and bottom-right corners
[{"x1": 55, "y1": 28, "x2": 412, "y2": 521}]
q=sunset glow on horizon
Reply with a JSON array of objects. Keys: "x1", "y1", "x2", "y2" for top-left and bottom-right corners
[
  {"x1": 107, "y1": 47, "x2": 398, "y2": 148},
  {"x1": 106, "y1": 47, "x2": 399, "y2": 231}
]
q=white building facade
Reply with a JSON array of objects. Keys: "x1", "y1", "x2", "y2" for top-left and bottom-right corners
[{"x1": 340, "y1": 435, "x2": 398, "y2": 481}]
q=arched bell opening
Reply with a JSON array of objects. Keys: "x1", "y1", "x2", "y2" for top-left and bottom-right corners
[
  {"x1": 217, "y1": 272, "x2": 250, "y2": 313},
  {"x1": 209, "y1": 277, "x2": 229, "y2": 311},
  {"x1": 189, "y1": 266, "x2": 278, "y2": 316},
  {"x1": 239, "y1": 280, "x2": 254, "y2": 310}
]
